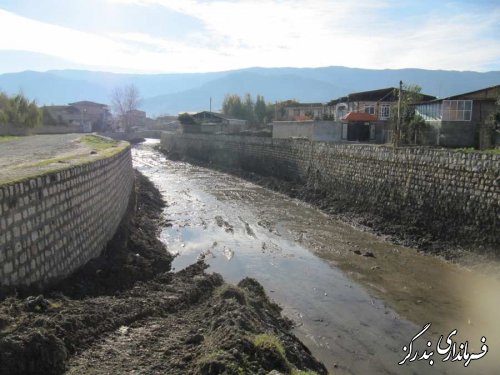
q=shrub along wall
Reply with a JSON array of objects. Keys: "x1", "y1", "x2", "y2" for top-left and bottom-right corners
[
  {"x1": 0, "y1": 146, "x2": 134, "y2": 287},
  {"x1": 161, "y1": 132, "x2": 499, "y2": 250}
]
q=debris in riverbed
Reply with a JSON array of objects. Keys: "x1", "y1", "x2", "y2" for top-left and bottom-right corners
[
  {"x1": 239, "y1": 216, "x2": 257, "y2": 238},
  {"x1": 296, "y1": 232, "x2": 306, "y2": 242},
  {"x1": 197, "y1": 249, "x2": 215, "y2": 261},
  {"x1": 245, "y1": 223, "x2": 256, "y2": 237},
  {"x1": 24, "y1": 295, "x2": 49, "y2": 312},
  {"x1": 223, "y1": 246, "x2": 234, "y2": 260},
  {"x1": 214, "y1": 215, "x2": 234, "y2": 233}
]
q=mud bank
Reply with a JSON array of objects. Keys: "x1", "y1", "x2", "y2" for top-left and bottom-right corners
[
  {"x1": 0, "y1": 171, "x2": 325, "y2": 375},
  {"x1": 163, "y1": 146, "x2": 497, "y2": 263},
  {"x1": 159, "y1": 133, "x2": 499, "y2": 260}
]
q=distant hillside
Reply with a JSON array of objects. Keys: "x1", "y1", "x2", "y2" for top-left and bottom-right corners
[
  {"x1": 1, "y1": 66, "x2": 499, "y2": 116},
  {"x1": 0, "y1": 71, "x2": 109, "y2": 105},
  {"x1": 140, "y1": 72, "x2": 347, "y2": 115}
]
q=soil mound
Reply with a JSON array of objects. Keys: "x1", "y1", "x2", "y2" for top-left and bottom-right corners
[{"x1": 0, "y1": 171, "x2": 326, "y2": 375}]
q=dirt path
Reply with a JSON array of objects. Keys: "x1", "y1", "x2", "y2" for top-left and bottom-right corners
[
  {"x1": 0, "y1": 171, "x2": 326, "y2": 375},
  {"x1": 0, "y1": 134, "x2": 125, "y2": 184}
]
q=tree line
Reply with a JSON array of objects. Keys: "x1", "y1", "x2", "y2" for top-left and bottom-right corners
[
  {"x1": 222, "y1": 94, "x2": 302, "y2": 125},
  {"x1": 0, "y1": 92, "x2": 42, "y2": 128},
  {"x1": 390, "y1": 84, "x2": 427, "y2": 145}
]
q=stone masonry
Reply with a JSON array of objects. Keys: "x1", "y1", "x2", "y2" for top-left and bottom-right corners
[
  {"x1": 161, "y1": 132, "x2": 499, "y2": 250},
  {"x1": 0, "y1": 146, "x2": 134, "y2": 287}
]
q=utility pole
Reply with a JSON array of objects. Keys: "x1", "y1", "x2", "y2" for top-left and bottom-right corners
[
  {"x1": 209, "y1": 97, "x2": 212, "y2": 113},
  {"x1": 395, "y1": 80, "x2": 403, "y2": 147}
]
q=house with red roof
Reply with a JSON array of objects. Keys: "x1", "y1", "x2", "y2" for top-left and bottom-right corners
[
  {"x1": 330, "y1": 87, "x2": 435, "y2": 142},
  {"x1": 273, "y1": 87, "x2": 436, "y2": 143}
]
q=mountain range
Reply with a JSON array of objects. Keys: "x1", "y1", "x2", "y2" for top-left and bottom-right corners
[{"x1": 0, "y1": 66, "x2": 499, "y2": 117}]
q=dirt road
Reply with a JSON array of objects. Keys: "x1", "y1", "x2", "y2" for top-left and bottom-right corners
[{"x1": 0, "y1": 134, "x2": 126, "y2": 184}]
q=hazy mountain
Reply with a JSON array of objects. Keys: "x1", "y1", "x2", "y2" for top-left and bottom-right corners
[
  {"x1": 48, "y1": 70, "x2": 229, "y2": 98},
  {"x1": 0, "y1": 50, "x2": 88, "y2": 73},
  {"x1": 141, "y1": 71, "x2": 348, "y2": 115},
  {"x1": 1, "y1": 66, "x2": 499, "y2": 116},
  {"x1": 0, "y1": 71, "x2": 109, "y2": 104}
]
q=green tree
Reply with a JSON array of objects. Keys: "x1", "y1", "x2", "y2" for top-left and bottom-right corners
[
  {"x1": 254, "y1": 95, "x2": 267, "y2": 124},
  {"x1": 242, "y1": 93, "x2": 256, "y2": 124},
  {"x1": 0, "y1": 92, "x2": 8, "y2": 125},
  {"x1": 407, "y1": 114, "x2": 427, "y2": 144},
  {"x1": 265, "y1": 101, "x2": 276, "y2": 123},
  {"x1": 178, "y1": 112, "x2": 197, "y2": 125},
  {"x1": 222, "y1": 94, "x2": 291, "y2": 125},
  {"x1": 391, "y1": 84, "x2": 424, "y2": 145},
  {"x1": 0, "y1": 92, "x2": 42, "y2": 128},
  {"x1": 222, "y1": 94, "x2": 244, "y2": 119},
  {"x1": 482, "y1": 94, "x2": 500, "y2": 149}
]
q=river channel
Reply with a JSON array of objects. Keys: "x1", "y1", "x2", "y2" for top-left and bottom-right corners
[{"x1": 132, "y1": 139, "x2": 499, "y2": 375}]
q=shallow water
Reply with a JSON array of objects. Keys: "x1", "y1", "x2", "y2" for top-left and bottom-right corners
[{"x1": 133, "y1": 139, "x2": 499, "y2": 375}]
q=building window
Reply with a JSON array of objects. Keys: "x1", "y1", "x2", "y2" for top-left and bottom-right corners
[
  {"x1": 415, "y1": 102, "x2": 442, "y2": 121},
  {"x1": 442, "y1": 100, "x2": 472, "y2": 121},
  {"x1": 380, "y1": 105, "x2": 391, "y2": 119},
  {"x1": 364, "y1": 104, "x2": 375, "y2": 115}
]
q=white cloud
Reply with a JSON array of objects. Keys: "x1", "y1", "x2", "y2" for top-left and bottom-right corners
[
  {"x1": 1, "y1": 1, "x2": 500, "y2": 72},
  {"x1": 0, "y1": 9, "x2": 135, "y2": 69},
  {"x1": 101, "y1": 0, "x2": 500, "y2": 71}
]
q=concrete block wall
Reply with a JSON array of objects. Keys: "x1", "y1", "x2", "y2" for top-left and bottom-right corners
[
  {"x1": 161, "y1": 132, "x2": 499, "y2": 249},
  {"x1": 272, "y1": 121, "x2": 342, "y2": 142},
  {"x1": 0, "y1": 147, "x2": 134, "y2": 287}
]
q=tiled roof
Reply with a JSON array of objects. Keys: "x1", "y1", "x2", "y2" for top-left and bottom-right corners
[
  {"x1": 341, "y1": 112, "x2": 378, "y2": 122},
  {"x1": 414, "y1": 84, "x2": 500, "y2": 104},
  {"x1": 69, "y1": 101, "x2": 108, "y2": 107}
]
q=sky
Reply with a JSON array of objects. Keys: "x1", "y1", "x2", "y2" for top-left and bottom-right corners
[{"x1": 0, "y1": 0, "x2": 499, "y2": 74}]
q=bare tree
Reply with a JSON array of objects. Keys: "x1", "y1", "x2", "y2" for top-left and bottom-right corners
[{"x1": 111, "y1": 84, "x2": 141, "y2": 131}]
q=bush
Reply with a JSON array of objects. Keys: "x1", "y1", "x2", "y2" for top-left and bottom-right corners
[
  {"x1": 0, "y1": 92, "x2": 42, "y2": 128},
  {"x1": 178, "y1": 112, "x2": 197, "y2": 125}
]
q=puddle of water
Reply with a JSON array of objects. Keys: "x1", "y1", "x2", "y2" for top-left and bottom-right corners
[{"x1": 133, "y1": 140, "x2": 499, "y2": 375}]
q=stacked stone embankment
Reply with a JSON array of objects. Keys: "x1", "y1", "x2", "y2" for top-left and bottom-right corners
[
  {"x1": 161, "y1": 132, "x2": 499, "y2": 250},
  {"x1": 0, "y1": 146, "x2": 134, "y2": 287}
]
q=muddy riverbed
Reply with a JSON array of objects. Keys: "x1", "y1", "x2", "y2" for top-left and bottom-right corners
[
  {"x1": 134, "y1": 139, "x2": 500, "y2": 375},
  {"x1": 0, "y1": 171, "x2": 325, "y2": 375}
]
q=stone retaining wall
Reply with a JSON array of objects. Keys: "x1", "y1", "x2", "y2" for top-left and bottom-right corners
[
  {"x1": 161, "y1": 132, "x2": 499, "y2": 250},
  {"x1": 99, "y1": 131, "x2": 162, "y2": 141},
  {"x1": 0, "y1": 146, "x2": 134, "y2": 287}
]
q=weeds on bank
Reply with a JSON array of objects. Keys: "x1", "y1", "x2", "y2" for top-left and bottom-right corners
[
  {"x1": 79, "y1": 135, "x2": 118, "y2": 150},
  {"x1": 197, "y1": 350, "x2": 246, "y2": 374},
  {"x1": 214, "y1": 284, "x2": 249, "y2": 306},
  {"x1": 0, "y1": 136, "x2": 18, "y2": 142},
  {"x1": 253, "y1": 334, "x2": 320, "y2": 375},
  {"x1": 253, "y1": 334, "x2": 286, "y2": 357}
]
